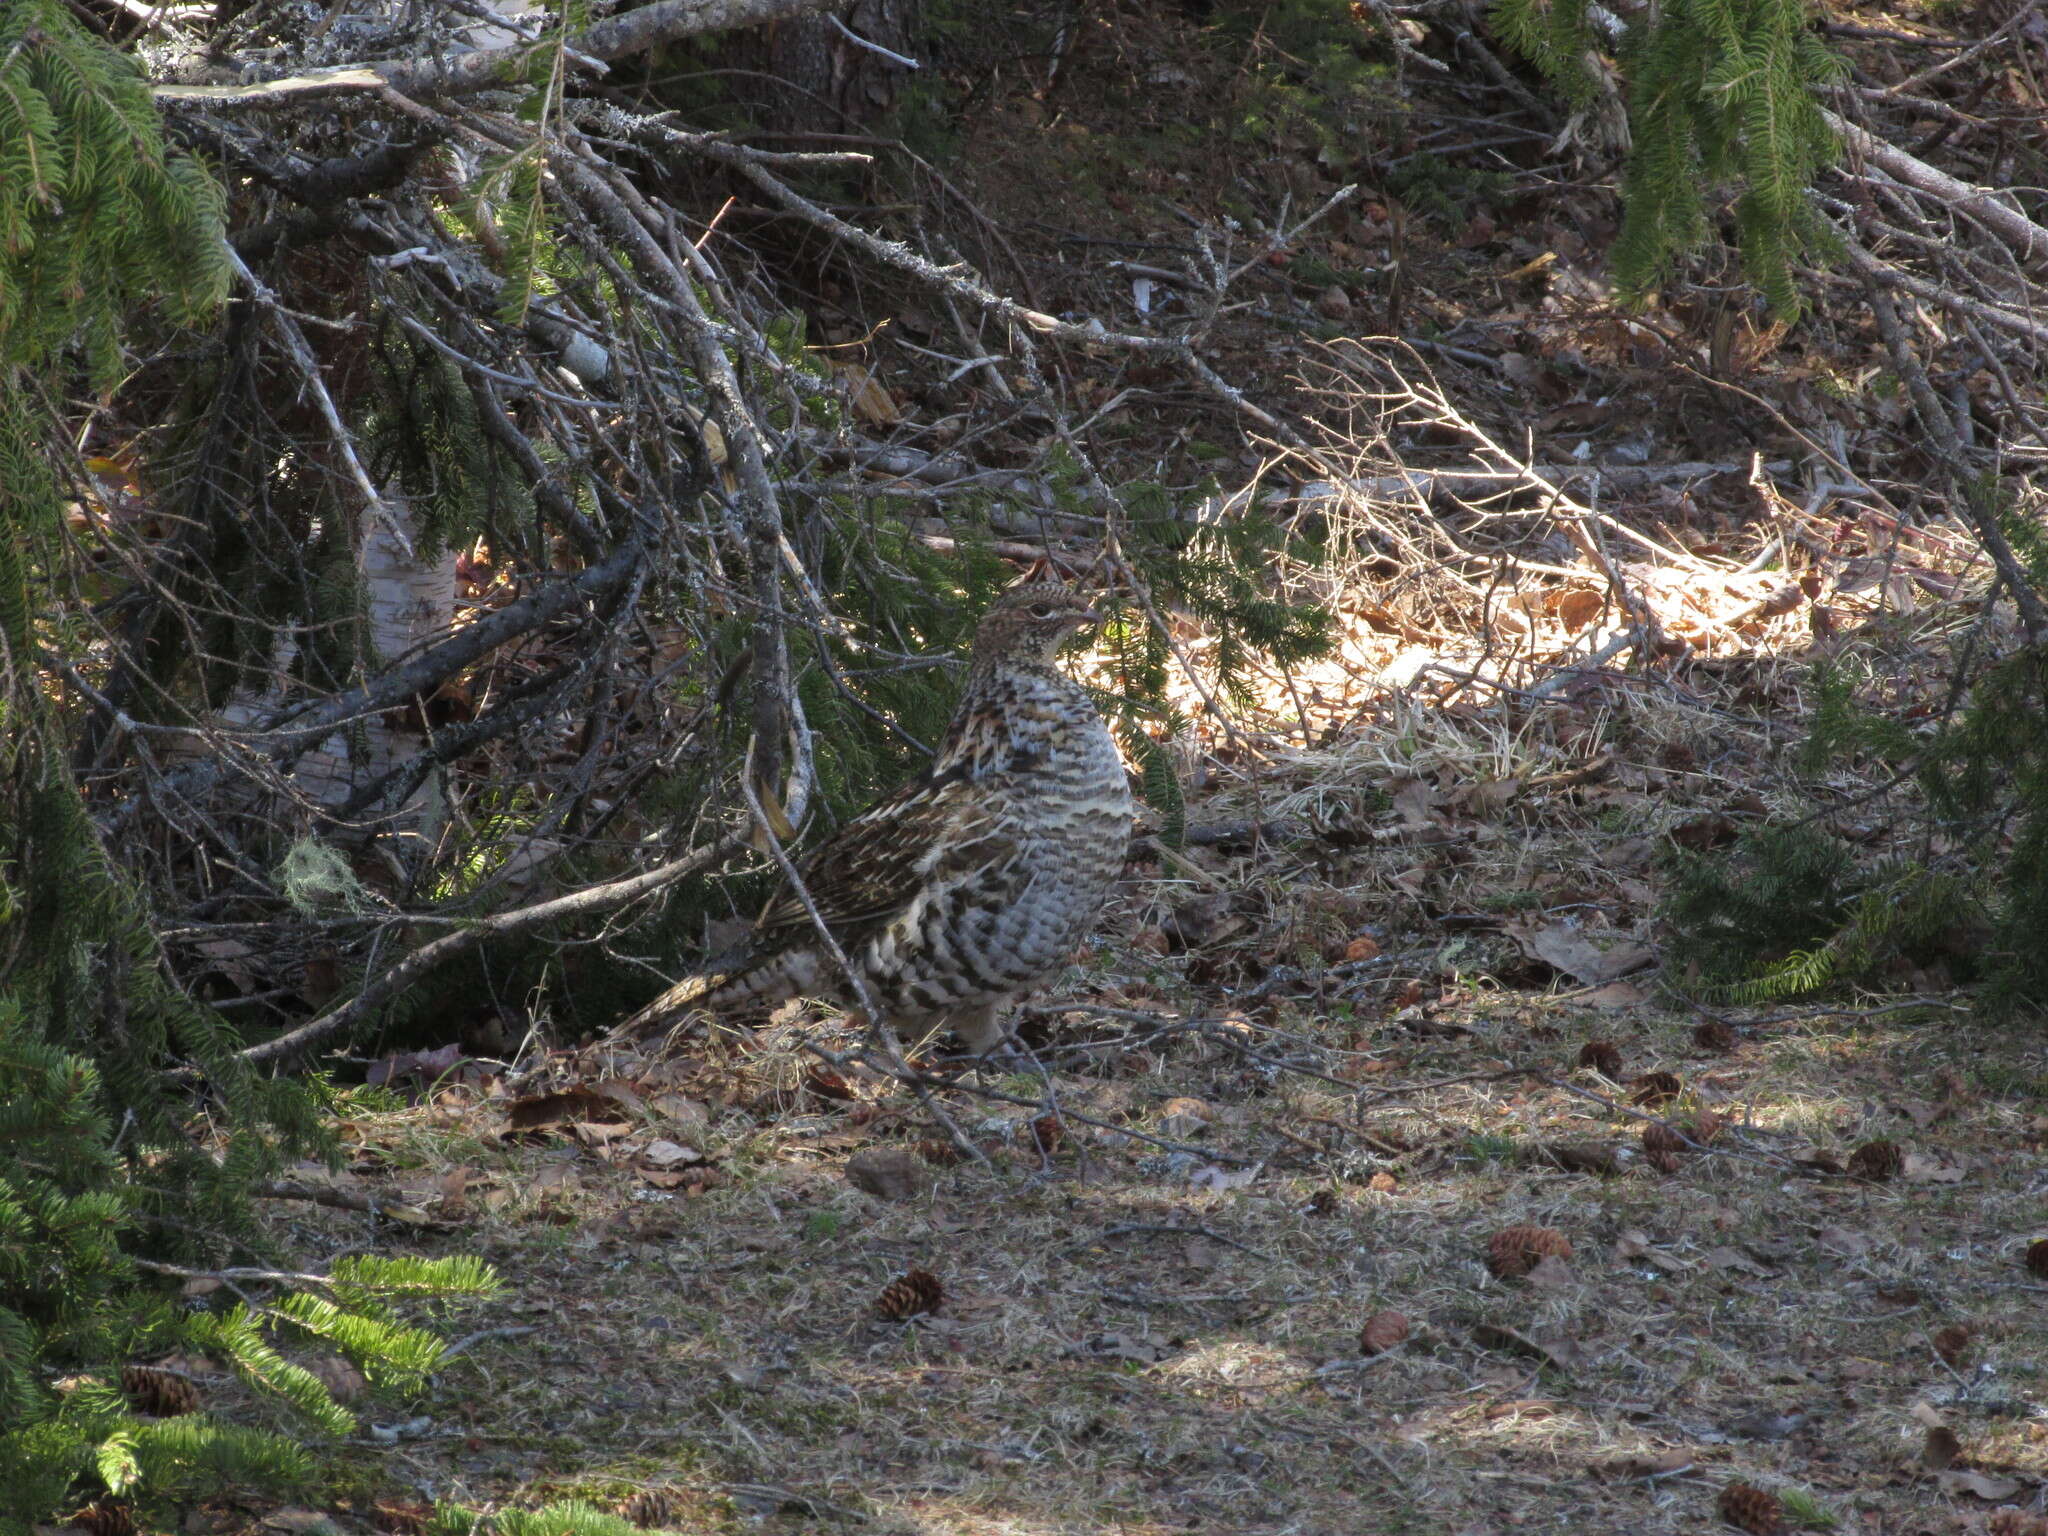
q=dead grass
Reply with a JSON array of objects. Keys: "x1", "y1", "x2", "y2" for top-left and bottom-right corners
[
  {"x1": 258, "y1": 691, "x2": 2048, "y2": 1536},
  {"x1": 192, "y1": 8, "x2": 2048, "y2": 1532}
]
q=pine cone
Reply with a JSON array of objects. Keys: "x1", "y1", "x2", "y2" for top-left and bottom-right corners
[
  {"x1": 70, "y1": 1504, "x2": 136, "y2": 1536},
  {"x1": 1848, "y1": 1139, "x2": 1903, "y2": 1181},
  {"x1": 1357, "y1": 1310, "x2": 1411, "y2": 1355},
  {"x1": 121, "y1": 1362, "x2": 199, "y2": 1417},
  {"x1": 1577, "y1": 1040, "x2": 1622, "y2": 1076},
  {"x1": 1642, "y1": 1122, "x2": 1687, "y2": 1157},
  {"x1": 1646, "y1": 1148, "x2": 1682, "y2": 1175},
  {"x1": 1021, "y1": 1113, "x2": 1063, "y2": 1156},
  {"x1": 1486, "y1": 1225, "x2": 1573, "y2": 1278},
  {"x1": 1932, "y1": 1324, "x2": 1970, "y2": 1366},
  {"x1": 916, "y1": 1137, "x2": 967, "y2": 1166},
  {"x1": 876, "y1": 1267, "x2": 944, "y2": 1319},
  {"x1": 1631, "y1": 1071, "x2": 1682, "y2": 1107},
  {"x1": 617, "y1": 1489, "x2": 684, "y2": 1529},
  {"x1": 1693, "y1": 1019, "x2": 1736, "y2": 1051},
  {"x1": 1716, "y1": 1481, "x2": 1784, "y2": 1535},
  {"x1": 2026, "y1": 1237, "x2": 2048, "y2": 1279},
  {"x1": 1689, "y1": 1109, "x2": 1726, "y2": 1145}
]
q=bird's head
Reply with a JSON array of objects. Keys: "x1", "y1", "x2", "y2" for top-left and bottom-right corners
[{"x1": 972, "y1": 581, "x2": 1105, "y2": 666}]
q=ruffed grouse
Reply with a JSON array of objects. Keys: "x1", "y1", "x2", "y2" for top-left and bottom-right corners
[{"x1": 615, "y1": 582, "x2": 1134, "y2": 1054}]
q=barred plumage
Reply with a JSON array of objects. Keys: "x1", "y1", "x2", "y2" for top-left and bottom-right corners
[{"x1": 615, "y1": 582, "x2": 1134, "y2": 1054}]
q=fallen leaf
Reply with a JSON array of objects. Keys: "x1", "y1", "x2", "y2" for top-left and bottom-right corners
[
  {"x1": 831, "y1": 361, "x2": 901, "y2": 426},
  {"x1": 1525, "y1": 1254, "x2": 1577, "y2": 1290},
  {"x1": 1938, "y1": 1468, "x2": 2021, "y2": 1501},
  {"x1": 1670, "y1": 813, "x2": 1738, "y2": 850},
  {"x1": 641, "y1": 1139, "x2": 704, "y2": 1169},
  {"x1": 1703, "y1": 1246, "x2": 1770, "y2": 1277},
  {"x1": 1188, "y1": 1162, "x2": 1260, "y2": 1192},
  {"x1": 1390, "y1": 777, "x2": 1437, "y2": 827},
  {"x1": 1600, "y1": 1447, "x2": 1696, "y2": 1478},
  {"x1": 1508, "y1": 919, "x2": 1655, "y2": 986},
  {"x1": 1071, "y1": 1331, "x2": 1175, "y2": 1363},
  {"x1": 1470, "y1": 1323, "x2": 1584, "y2": 1372},
  {"x1": 1583, "y1": 980, "x2": 1651, "y2": 1008},
  {"x1": 1903, "y1": 1152, "x2": 1968, "y2": 1183},
  {"x1": 506, "y1": 1088, "x2": 611, "y2": 1133}
]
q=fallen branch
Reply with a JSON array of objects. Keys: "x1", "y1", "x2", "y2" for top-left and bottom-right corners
[
  {"x1": 154, "y1": 0, "x2": 833, "y2": 106},
  {"x1": 1825, "y1": 109, "x2": 2048, "y2": 274}
]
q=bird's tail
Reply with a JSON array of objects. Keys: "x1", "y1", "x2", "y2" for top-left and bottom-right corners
[
  {"x1": 606, "y1": 965, "x2": 744, "y2": 1046},
  {"x1": 601, "y1": 937, "x2": 811, "y2": 1048}
]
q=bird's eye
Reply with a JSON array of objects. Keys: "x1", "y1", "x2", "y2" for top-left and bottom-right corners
[{"x1": 1030, "y1": 602, "x2": 1057, "y2": 618}]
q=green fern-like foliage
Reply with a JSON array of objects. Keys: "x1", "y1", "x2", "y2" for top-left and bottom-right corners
[
  {"x1": 1493, "y1": 0, "x2": 1842, "y2": 314},
  {"x1": 1666, "y1": 552, "x2": 2048, "y2": 1014},
  {"x1": 0, "y1": 0, "x2": 229, "y2": 381},
  {"x1": 0, "y1": 7, "x2": 506, "y2": 1520},
  {"x1": 0, "y1": 1003, "x2": 505, "y2": 1528},
  {"x1": 1662, "y1": 822, "x2": 1858, "y2": 990},
  {"x1": 1663, "y1": 826, "x2": 1981, "y2": 1003}
]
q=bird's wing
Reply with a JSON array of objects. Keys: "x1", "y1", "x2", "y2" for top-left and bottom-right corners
[{"x1": 753, "y1": 763, "x2": 1020, "y2": 941}]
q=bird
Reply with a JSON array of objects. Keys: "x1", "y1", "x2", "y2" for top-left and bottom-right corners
[{"x1": 612, "y1": 581, "x2": 1135, "y2": 1056}]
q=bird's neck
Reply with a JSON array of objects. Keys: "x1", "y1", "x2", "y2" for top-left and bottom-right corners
[{"x1": 936, "y1": 657, "x2": 1091, "y2": 779}]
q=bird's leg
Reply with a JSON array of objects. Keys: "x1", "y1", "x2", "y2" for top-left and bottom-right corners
[{"x1": 948, "y1": 1003, "x2": 1003, "y2": 1056}]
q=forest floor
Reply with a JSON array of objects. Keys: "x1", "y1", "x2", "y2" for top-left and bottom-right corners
[{"x1": 208, "y1": 1, "x2": 2048, "y2": 1533}]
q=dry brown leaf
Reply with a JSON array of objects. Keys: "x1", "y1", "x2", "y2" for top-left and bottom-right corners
[
  {"x1": 506, "y1": 1088, "x2": 611, "y2": 1133},
  {"x1": 1390, "y1": 777, "x2": 1437, "y2": 826},
  {"x1": 1583, "y1": 979, "x2": 1651, "y2": 1008},
  {"x1": 1702, "y1": 1246, "x2": 1770, "y2": 1276},
  {"x1": 1601, "y1": 1447, "x2": 1696, "y2": 1478},
  {"x1": 1938, "y1": 1468, "x2": 2023, "y2": 1501},
  {"x1": 1555, "y1": 588, "x2": 1606, "y2": 632},
  {"x1": 831, "y1": 361, "x2": 902, "y2": 426},
  {"x1": 1469, "y1": 1323, "x2": 1584, "y2": 1372},
  {"x1": 1509, "y1": 919, "x2": 1654, "y2": 986},
  {"x1": 1525, "y1": 1253, "x2": 1577, "y2": 1290},
  {"x1": 1902, "y1": 1151, "x2": 1967, "y2": 1183}
]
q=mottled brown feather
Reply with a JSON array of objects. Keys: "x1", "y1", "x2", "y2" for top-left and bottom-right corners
[{"x1": 612, "y1": 582, "x2": 1133, "y2": 1053}]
